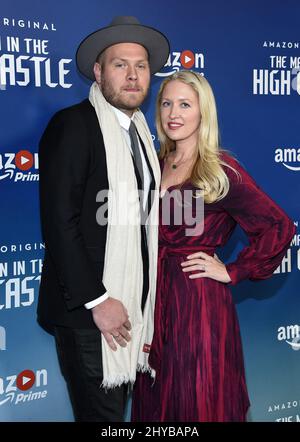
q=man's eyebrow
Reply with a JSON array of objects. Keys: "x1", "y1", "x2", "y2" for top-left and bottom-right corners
[{"x1": 110, "y1": 57, "x2": 149, "y2": 62}]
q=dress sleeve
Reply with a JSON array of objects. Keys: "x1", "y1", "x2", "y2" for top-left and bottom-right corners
[{"x1": 220, "y1": 154, "x2": 295, "y2": 285}]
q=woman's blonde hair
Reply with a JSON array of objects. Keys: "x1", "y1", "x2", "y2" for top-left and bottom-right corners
[{"x1": 156, "y1": 70, "x2": 235, "y2": 203}]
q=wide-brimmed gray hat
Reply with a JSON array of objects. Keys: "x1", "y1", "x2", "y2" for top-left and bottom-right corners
[{"x1": 76, "y1": 16, "x2": 170, "y2": 80}]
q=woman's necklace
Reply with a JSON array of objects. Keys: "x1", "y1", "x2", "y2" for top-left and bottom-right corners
[{"x1": 170, "y1": 154, "x2": 196, "y2": 170}]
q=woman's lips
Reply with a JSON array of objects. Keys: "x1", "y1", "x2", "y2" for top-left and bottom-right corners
[{"x1": 167, "y1": 122, "x2": 183, "y2": 130}]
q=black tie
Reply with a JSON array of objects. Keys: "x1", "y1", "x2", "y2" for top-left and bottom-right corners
[
  {"x1": 129, "y1": 121, "x2": 144, "y2": 189},
  {"x1": 128, "y1": 121, "x2": 148, "y2": 312}
]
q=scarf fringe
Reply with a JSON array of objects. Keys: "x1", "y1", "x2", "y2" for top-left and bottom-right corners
[
  {"x1": 101, "y1": 374, "x2": 134, "y2": 389},
  {"x1": 137, "y1": 363, "x2": 155, "y2": 378},
  {"x1": 101, "y1": 365, "x2": 155, "y2": 389}
]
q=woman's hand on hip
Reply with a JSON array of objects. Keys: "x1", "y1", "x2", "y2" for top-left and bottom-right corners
[{"x1": 181, "y1": 251, "x2": 231, "y2": 283}]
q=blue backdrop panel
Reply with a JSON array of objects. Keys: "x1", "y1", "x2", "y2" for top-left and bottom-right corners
[{"x1": 0, "y1": 0, "x2": 299, "y2": 422}]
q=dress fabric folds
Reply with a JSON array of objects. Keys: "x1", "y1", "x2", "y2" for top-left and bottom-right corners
[{"x1": 132, "y1": 154, "x2": 295, "y2": 422}]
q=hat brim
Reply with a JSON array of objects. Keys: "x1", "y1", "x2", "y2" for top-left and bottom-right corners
[{"x1": 76, "y1": 24, "x2": 170, "y2": 80}]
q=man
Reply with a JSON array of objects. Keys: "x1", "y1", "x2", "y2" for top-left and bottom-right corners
[{"x1": 37, "y1": 16, "x2": 169, "y2": 422}]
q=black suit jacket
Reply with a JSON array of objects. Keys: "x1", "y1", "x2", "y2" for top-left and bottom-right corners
[{"x1": 38, "y1": 99, "x2": 112, "y2": 331}]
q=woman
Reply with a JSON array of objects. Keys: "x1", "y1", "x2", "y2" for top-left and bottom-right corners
[{"x1": 132, "y1": 70, "x2": 295, "y2": 422}]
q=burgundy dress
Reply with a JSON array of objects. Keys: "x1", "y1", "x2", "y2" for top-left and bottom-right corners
[{"x1": 132, "y1": 153, "x2": 295, "y2": 422}]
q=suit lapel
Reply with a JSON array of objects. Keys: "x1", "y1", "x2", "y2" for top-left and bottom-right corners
[{"x1": 136, "y1": 132, "x2": 156, "y2": 219}]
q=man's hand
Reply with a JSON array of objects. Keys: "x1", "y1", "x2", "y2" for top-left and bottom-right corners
[{"x1": 91, "y1": 297, "x2": 132, "y2": 351}]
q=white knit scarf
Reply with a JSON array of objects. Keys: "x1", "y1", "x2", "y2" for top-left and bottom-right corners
[{"x1": 89, "y1": 82, "x2": 160, "y2": 388}]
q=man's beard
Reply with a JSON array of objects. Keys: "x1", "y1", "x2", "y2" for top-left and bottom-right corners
[{"x1": 100, "y1": 77, "x2": 148, "y2": 111}]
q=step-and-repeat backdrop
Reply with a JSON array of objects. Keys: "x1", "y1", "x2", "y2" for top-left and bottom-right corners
[{"x1": 0, "y1": 0, "x2": 299, "y2": 422}]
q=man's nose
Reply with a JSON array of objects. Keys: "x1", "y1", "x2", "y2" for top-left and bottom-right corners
[{"x1": 127, "y1": 65, "x2": 138, "y2": 81}]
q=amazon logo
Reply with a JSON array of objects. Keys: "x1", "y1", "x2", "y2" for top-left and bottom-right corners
[
  {"x1": 0, "y1": 150, "x2": 39, "y2": 182},
  {"x1": 156, "y1": 50, "x2": 205, "y2": 77},
  {"x1": 277, "y1": 324, "x2": 300, "y2": 350},
  {"x1": 274, "y1": 148, "x2": 300, "y2": 171},
  {"x1": 0, "y1": 369, "x2": 48, "y2": 406}
]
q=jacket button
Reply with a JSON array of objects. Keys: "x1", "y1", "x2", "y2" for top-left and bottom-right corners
[{"x1": 63, "y1": 292, "x2": 72, "y2": 301}]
